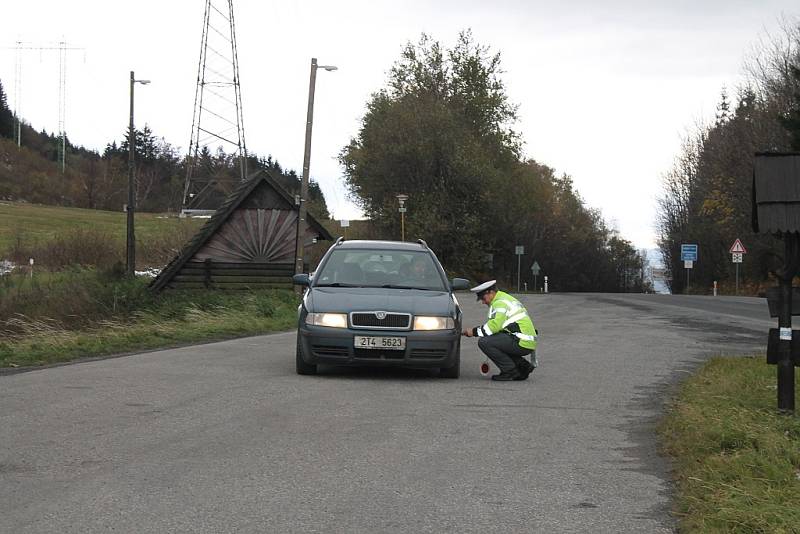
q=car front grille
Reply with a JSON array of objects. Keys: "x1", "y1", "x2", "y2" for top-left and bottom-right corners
[
  {"x1": 350, "y1": 312, "x2": 411, "y2": 330},
  {"x1": 409, "y1": 348, "x2": 449, "y2": 359}
]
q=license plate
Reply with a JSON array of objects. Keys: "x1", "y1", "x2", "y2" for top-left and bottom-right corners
[{"x1": 354, "y1": 336, "x2": 406, "y2": 350}]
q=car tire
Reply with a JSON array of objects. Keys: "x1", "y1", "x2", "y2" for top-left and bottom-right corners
[
  {"x1": 440, "y1": 341, "x2": 460, "y2": 379},
  {"x1": 296, "y1": 334, "x2": 317, "y2": 375}
]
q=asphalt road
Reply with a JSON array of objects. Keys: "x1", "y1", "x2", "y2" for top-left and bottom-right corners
[{"x1": 0, "y1": 293, "x2": 771, "y2": 533}]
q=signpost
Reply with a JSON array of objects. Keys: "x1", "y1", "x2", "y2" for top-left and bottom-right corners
[
  {"x1": 340, "y1": 219, "x2": 349, "y2": 239},
  {"x1": 515, "y1": 246, "x2": 524, "y2": 292},
  {"x1": 730, "y1": 238, "x2": 747, "y2": 294},
  {"x1": 680, "y1": 244, "x2": 698, "y2": 293},
  {"x1": 753, "y1": 152, "x2": 800, "y2": 413},
  {"x1": 531, "y1": 261, "x2": 541, "y2": 292}
]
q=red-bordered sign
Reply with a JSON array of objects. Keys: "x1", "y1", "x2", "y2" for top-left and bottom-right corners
[{"x1": 729, "y1": 238, "x2": 747, "y2": 254}]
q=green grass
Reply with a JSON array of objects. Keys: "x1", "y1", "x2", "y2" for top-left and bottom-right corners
[
  {"x1": 0, "y1": 201, "x2": 203, "y2": 252},
  {"x1": 0, "y1": 270, "x2": 298, "y2": 368},
  {"x1": 0, "y1": 298, "x2": 297, "y2": 368},
  {"x1": 659, "y1": 356, "x2": 800, "y2": 533}
]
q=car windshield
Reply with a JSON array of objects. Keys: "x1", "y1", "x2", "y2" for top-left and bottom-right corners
[{"x1": 314, "y1": 249, "x2": 447, "y2": 291}]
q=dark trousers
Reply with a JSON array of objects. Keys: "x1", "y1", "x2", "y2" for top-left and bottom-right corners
[{"x1": 478, "y1": 333, "x2": 532, "y2": 373}]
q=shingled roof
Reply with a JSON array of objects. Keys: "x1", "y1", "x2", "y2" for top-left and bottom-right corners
[
  {"x1": 753, "y1": 152, "x2": 800, "y2": 234},
  {"x1": 150, "y1": 170, "x2": 333, "y2": 292}
]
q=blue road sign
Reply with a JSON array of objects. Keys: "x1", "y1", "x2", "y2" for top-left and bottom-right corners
[{"x1": 681, "y1": 244, "x2": 698, "y2": 261}]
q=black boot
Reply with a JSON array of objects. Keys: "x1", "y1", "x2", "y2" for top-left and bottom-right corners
[
  {"x1": 514, "y1": 359, "x2": 534, "y2": 381},
  {"x1": 491, "y1": 369, "x2": 521, "y2": 381}
]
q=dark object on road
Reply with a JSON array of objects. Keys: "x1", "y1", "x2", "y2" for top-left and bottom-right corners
[
  {"x1": 293, "y1": 238, "x2": 470, "y2": 377},
  {"x1": 753, "y1": 152, "x2": 800, "y2": 413}
]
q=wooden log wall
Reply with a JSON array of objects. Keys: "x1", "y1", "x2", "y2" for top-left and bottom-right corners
[{"x1": 166, "y1": 261, "x2": 295, "y2": 290}]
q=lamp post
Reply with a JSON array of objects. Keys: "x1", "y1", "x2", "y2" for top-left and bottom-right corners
[
  {"x1": 396, "y1": 194, "x2": 408, "y2": 241},
  {"x1": 127, "y1": 71, "x2": 150, "y2": 277},
  {"x1": 294, "y1": 58, "x2": 337, "y2": 279}
]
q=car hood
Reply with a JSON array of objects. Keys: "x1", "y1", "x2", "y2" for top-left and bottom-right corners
[{"x1": 307, "y1": 287, "x2": 454, "y2": 316}]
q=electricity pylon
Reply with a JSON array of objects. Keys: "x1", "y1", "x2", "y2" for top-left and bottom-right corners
[{"x1": 182, "y1": 0, "x2": 248, "y2": 214}]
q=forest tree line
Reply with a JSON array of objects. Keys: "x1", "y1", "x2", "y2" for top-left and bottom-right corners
[{"x1": 657, "y1": 18, "x2": 800, "y2": 294}]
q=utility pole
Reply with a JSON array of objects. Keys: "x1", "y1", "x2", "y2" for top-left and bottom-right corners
[
  {"x1": 127, "y1": 72, "x2": 150, "y2": 277},
  {"x1": 127, "y1": 72, "x2": 136, "y2": 277},
  {"x1": 294, "y1": 58, "x2": 336, "y2": 281}
]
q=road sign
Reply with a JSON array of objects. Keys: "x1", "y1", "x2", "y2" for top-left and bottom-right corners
[
  {"x1": 729, "y1": 238, "x2": 747, "y2": 254},
  {"x1": 515, "y1": 245, "x2": 524, "y2": 255},
  {"x1": 684, "y1": 260, "x2": 694, "y2": 269},
  {"x1": 531, "y1": 261, "x2": 541, "y2": 276},
  {"x1": 680, "y1": 244, "x2": 698, "y2": 261},
  {"x1": 732, "y1": 253, "x2": 743, "y2": 263},
  {"x1": 340, "y1": 220, "x2": 350, "y2": 227}
]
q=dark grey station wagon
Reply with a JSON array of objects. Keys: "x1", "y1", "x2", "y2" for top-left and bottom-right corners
[{"x1": 292, "y1": 238, "x2": 470, "y2": 377}]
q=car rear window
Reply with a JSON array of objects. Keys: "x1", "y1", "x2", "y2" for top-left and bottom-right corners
[{"x1": 314, "y1": 249, "x2": 446, "y2": 290}]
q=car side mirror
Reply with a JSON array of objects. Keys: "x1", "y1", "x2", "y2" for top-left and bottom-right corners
[
  {"x1": 293, "y1": 273, "x2": 310, "y2": 287},
  {"x1": 450, "y1": 278, "x2": 470, "y2": 291}
]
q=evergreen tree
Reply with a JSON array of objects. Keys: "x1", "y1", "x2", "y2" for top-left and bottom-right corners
[
  {"x1": 715, "y1": 87, "x2": 731, "y2": 126},
  {"x1": 0, "y1": 79, "x2": 15, "y2": 139}
]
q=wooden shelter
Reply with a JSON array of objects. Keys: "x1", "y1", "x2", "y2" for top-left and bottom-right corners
[{"x1": 151, "y1": 170, "x2": 333, "y2": 291}]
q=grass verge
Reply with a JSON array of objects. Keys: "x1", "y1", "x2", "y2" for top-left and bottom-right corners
[
  {"x1": 0, "y1": 271, "x2": 298, "y2": 368},
  {"x1": 659, "y1": 355, "x2": 800, "y2": 532}
]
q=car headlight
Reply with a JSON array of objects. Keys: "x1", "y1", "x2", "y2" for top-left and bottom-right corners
[
  {"x1": 413, "y1": 316, "x2": 454, "y2": 330},
  {"x1": 306, "y1": 312, "x2": 348, "y2": 328}
]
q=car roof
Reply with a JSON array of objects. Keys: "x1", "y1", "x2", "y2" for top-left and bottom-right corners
[{"x1": 335, "y1": 239, "x2": 428, "y2": 252}]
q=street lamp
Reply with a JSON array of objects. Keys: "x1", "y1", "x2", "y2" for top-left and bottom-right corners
[
  {"x1": 127, "y1": 71, "x2": 150, "y2": 277},
  {"x1": 396, "y1": 193, "x2": 408, "y2": 241},
  {"x1": 294, "y1": 58, "x2": 337, "y2": 279}
]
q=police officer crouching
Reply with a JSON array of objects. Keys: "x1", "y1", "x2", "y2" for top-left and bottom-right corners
[{"x1": 462, "y1": 280, "x2": 538, "y2": 381}]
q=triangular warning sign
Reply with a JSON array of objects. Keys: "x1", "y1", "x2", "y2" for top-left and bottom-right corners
[{"x1": 729, "y1": 238, "x2": 747, "y2": 254}]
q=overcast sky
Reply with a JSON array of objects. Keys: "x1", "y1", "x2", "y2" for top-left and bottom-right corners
[{"x1": 2, "y1": 1, "x2": 798, "y2": 249}]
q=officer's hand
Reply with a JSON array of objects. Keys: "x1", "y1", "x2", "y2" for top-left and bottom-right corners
[{"x1": 462, "y1": 329, "x2": 472, "y2": 337}]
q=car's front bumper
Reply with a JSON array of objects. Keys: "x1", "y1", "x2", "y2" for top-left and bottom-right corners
[{"x1": 298, "y1": 325, "x2": 460, "y2": 368}]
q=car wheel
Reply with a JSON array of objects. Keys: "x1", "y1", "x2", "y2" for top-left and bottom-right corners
[
  {"x1": 296, "y1": 334, "x2": 317, "y2": 375},
  {"x1": 440, "y1": 341, "x2": 460, "y2": 379}
]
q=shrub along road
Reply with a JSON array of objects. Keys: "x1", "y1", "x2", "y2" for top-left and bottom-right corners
[{"x1": 0, "y1": 293, "x2": 769, "y2": 532}]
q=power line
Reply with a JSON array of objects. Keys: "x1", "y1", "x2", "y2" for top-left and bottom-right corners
[{"x1": 4, "y1": 40, "x2": 86, "y2": 172}]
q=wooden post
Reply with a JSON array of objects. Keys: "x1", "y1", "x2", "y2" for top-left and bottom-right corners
[
  {"x1": 204, "y1": 258, "x2": 212, "y2": 289},
  {"x1": 777, "y1": 233, "x2": 799, "y2": 413}
]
